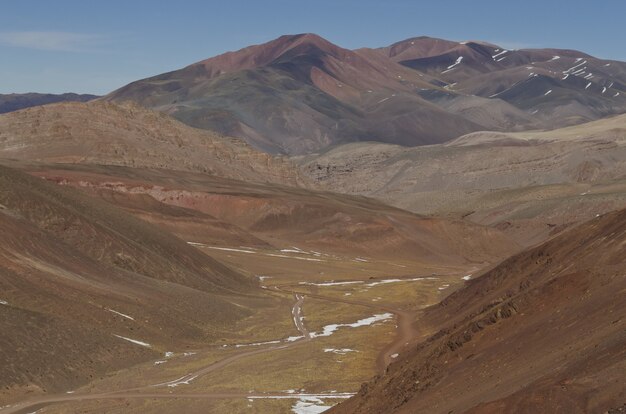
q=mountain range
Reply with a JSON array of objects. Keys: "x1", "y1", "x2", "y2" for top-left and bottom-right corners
[{"x1": 106, "y1": 33, "x2": 626, "y2": 154}]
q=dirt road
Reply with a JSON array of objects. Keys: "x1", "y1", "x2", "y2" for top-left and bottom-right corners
[{"x1": 1, "y1": 278, "x2": 424, "y2": 414}]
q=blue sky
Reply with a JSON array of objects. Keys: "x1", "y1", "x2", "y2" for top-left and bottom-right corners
[{"x1": 1, "y1": 0, "x2": 625, "y2": 95}]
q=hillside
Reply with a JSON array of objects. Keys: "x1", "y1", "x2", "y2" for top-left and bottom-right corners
[
  {"x1": 0, "y1": 163, "x2": 270, "y2": 400},
  {"x1": 331, "y1": 207, "x2": 626, "y2": 414},
  {"x1": 0, "y1": 101, "x2": 305, "y2": 186}
]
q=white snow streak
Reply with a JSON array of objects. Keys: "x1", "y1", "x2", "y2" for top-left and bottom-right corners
[
  {"x1": 106, "y1": 308, "x2": 135, "y2": 321},
  {"x1": 152, "y1": 374, "x2": 198, "y2": 388},
  {"x1": 442, "y1": 56, "x2": 463, "y2": 73},
  {"x1": 492, "y1": 50, "x2": 508, "y2": 59},
  {"x1": 113, "y1": 335, "x2": 151, "y2": 348},
  {"x1": 324, "y1": 348, "x2": 358, "y2": 355}
]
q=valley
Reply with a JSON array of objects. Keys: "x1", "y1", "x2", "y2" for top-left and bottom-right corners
[
  {"x1": 0, "y1": 228, "x2": 479, "y2": 414},
  {"x1": 0, "y1": 21, "x2": 624, "y2": 414}
]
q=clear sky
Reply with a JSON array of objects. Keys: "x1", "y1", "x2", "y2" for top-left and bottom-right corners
[{"x1": 1, "y1": 0, "x2": 625, "y2": 95}]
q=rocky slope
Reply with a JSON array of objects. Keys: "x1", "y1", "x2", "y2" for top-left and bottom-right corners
[{"x1": 331, "y1": 207, "x2": 626, "y2": 414}]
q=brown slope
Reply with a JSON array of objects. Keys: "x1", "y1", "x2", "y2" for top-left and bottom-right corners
[
  {"x1": 0, "y1": 163, "x2": 251, "y2": 293},
  {"x1": 105, "y1": 33, "x2": 483, "y2": 154},
  {"x1": 14, "y1": 162, "x2": 518, "y2": 265},
  {"x1": 331, "y1": 208, "x2": 626, "y2": 414},
  {"x1": 0, "y1": 164, "x2": 278, "y2": 401},
  {"x1": 0, "y1": 101, "x2": 305, "y2": 186}
]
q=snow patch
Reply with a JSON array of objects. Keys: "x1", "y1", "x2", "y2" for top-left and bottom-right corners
[
  {"x1": 265, "y1": 253, "x2": 323, "y2": 262},
  {"x1": 544, "y1": 90, "x2": 552, "y2": 96},
  {"x1": 324, "y1": 348, "x2": 357, "y2": 355},
  {"x1": 234, "y1": 340, "x2": 282, "y2": 348},
  {"x1": 462, "y1": 274, "x2": 472, "y2": 281},
  {"x1": 442, "y1": 56, "x2": 463, "y2": 73},
  {"x1": 152, "y1": 374, "x2": 198, "y2": 388},
  {"x1": 106, "y1": 308, "x2": 135, "y2": 321},
  {"x1": 187, "y1": 242, "x2": 256, "y2": 254},
  {"x1": 492, "y1": 50, "x2": 508, "y2": 59},
  {"x1": 586, "y1": 82, "x2": 592, "y2": 89},
  {"x1": 310, "y1": 313, "x2": 393, "y2": 338},
  {"x1": 291, "y1": 397, "x2": 332, "y2": 413},
  {"x1": 365, "y1": 277, "x2": 435, "y2": 287},
  {"x1": 113, "y1": 335, "x2": 151, "y2": 348},
  {"x1": 300, "y1": 280, "x2": 363, "y2": 287},
  {"x1": 0, "y1": 299, "x2": 8, "y2": 305},
  {"x1": 563, "y1": 60, "x2": 586, "y2": 74}
]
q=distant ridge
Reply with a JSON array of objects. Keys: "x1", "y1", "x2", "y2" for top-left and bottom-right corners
[{"x1": 0, "y1": 92, "x2": 98, "y2": 114}]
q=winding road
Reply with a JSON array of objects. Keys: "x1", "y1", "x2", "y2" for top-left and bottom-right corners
[{"x1": 1, "y1": 279, "x2": 421, "y2": 414}]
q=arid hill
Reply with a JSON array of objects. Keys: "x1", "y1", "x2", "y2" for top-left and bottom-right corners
[
  {"x1": 331, "y1": 207, "x2": 626, "y2": 414},
  {"x1": 0, "y1": 101, "x2": 306, "y2": 186},
  {"x1": 299, "y1": 114, "x2": 626, "y2": 245}
]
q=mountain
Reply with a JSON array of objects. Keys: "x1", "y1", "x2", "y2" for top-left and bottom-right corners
[
  {"x1": 299, "y1": 114, "x2": 626, "y2": 246},
  {"x1": 105, "y1": 34, "x2": 485, "y2": 154},
  {"x1": 0, "y1": 92, "x2": 98, "y2": 114},
  {"x1": 106, "y1": 34, "x2": 626, "y2": 155},
  {"x1": 0, "y1": 101, "x2": 306, "y2": 186},
  {"x1": 331, "y1": 207, "x2": 626, "y2": 414},
  {"x1": 376, "y1": 36, "x2": 626, "y2": 127},
  {"x1": 0, "y1": 163, "x2": 265, "y2": 397}
]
